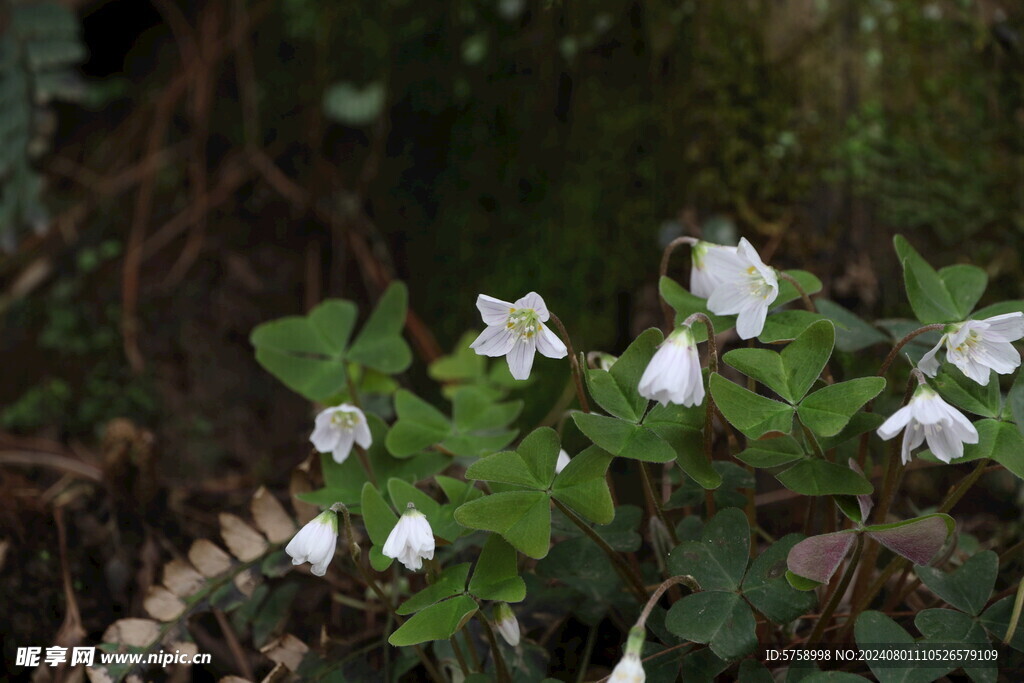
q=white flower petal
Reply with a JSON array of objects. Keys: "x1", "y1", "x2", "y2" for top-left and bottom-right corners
[
  {"x1": 354, "y1": 419, "x2": 373, "y2": 449},
  {"x1": 877, "y1": 405, "x2": 912, "y2": 440},
  {"x1": 470, "y1": 325, "x2": 517, "y2": 357},
  {"x1": 978, "y1": 312, "x2": 1024, "y2": 341},
  {"x1": 332, "y1": 430, "x2": 356, "y2": 464},
  {"x1": 735, "y1": 301, "x2": 769, "y2": 340},
  {"x1": 514, "y1": 292, "x2": 550, "y2": 321},
  {"x1": 506, "y1": 338, "x2": 537, "y2": 380},
  {"x1": 917, "y1": 338, "x2": 944, "y2": 377},
  {"x1": 535, "y1": 324, "x2": 567, "y2": 359},
  {"x1": 555, "y1": 450, "x2": 571, "y2": 474},
  {"x1": 476, "y1": 294, "x2": 515, "y2": 325}
]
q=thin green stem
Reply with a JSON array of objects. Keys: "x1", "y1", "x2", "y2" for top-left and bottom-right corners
[
  {"x1": 684, "y1": 312, "x2": 720, "y2": 517},
  {"x1": 639, "y1": 461, "x2": 679, "y2": 546},
  {"x1": 463, "y1": 628, "x2": 482, "y2": 671},
  {"x1": 548, "y1": 312, "x2": 590, "y2": 414},
  {"x1": 553, "y1": 498, "x2": 648, "y2": 602},
  {"x1": 450, "y1": 636, "x2": 470, "y2": 676},
  {"x1": 799, "y1": 418, "x2": 825, "y2": 459},
  {"x1": 938, "y1": 458, "x2": 990, "y2": 513},
  {"x1": 807, "y1": 534, "x2": 863, "y2": 644},
  {"x1": 477, "y1": 612, "x2": 512, "y2": 683}
]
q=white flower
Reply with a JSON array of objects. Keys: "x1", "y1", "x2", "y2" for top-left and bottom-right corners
[
  {"x1": 705, "y1": 237, "x2": 779, "y2": 339},
  {"x1": 609, "y1": 653, "x2": 645, "y2": 683},
  {"x1": 877, "y1": 384, "x2": 979, "y2": 464},
  {"x1": 493, "y1": 603, "x2": 520, "y2": 647},
  {"x1": 310, "y1": 404, "x2": 372, "y2": 464},
  {"x1": 285, "y1": 509, "x2": 338, "y2": 576},
  {"x1": 690, "y1": 240, "x2": 737, "y2": 298},
  {"x1": 918, "y1": 313, "x2": 1024, "y2": 385},
  {"x1": 382, "y1": 505, "x2": 435, "y2": 571},
  {"x1": 469, "y1": 292, "x2": 568, "y2": 380},
  {"x1": 637, "y1": 325, "x2": 705, "y2": 407},
  {"x1": 555, "y1": 449, "x2": 571, "y2": 474}
]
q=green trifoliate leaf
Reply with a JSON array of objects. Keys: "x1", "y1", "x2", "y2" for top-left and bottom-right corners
[
  {"x1": 667, "y1": 507, "x2": 749, "y2": 591},
  {"x1": 361, "y1": 482, "x2": 398, "y2": 571},
  {"x1": 346, "y1": 282, "x2": 412, "y2": 373},
  {"x1": 776, "y1": 459, "x2": 873, "y2": 496},
  {"x1": 665, "y1": 591, "x2": 757, "y2": 661},
  {"x1": 735, "y1": 435, "x2": 805, "y2": 468},
  {"x1": 397, "y1": 563, "x2": 471, "y2": 615},
  {"x1": 585, "y1": 328, "x2": 662, "y2": 422},
  {"x1": 724, "y1": 320, "x2": 835, "y2": 403},
  {"x1": 915, "y1": 550, "x2": 998, "y2": 617},
  {"x1": 929, "y1": 364, "x2": 1000, "y2": 419},
  {"x1": 797, "y1": 376, "x2": 886, "y2": 437},
  {"x1": 709, "y1": 374, "x2": 794, "y2": 439},
  {"x1": 742, "y1": 534, "x2": 817, "y2": 624},
  {"x1": 467, "y1": 534, "x2": 526, "y2": 603},
  {"x1": 454, "y1": 490, "x2": 551, "y2": 559},
  {"x1": 386, "y1": 390, "x2": 452, "y2": 457},
  {"x1": 571, "y1": 412, "x2": 677, "y2": 463},
  {"x1": 816, "y1": 299, "x2": 889, "y2": 352},
  {"x1": 388, "y1": 595, "x2": 478, "y2": 646},
  {"x1": 758, "y1": 310, "x2": 827, "y2": 343},
  {"x1": 855, "y1": 610, "x2": 953, "y2": 683},
  {"x1": 980, "y1": 596, "x2": 1024, "y2": 652},
  {"x1": 551, "y1": 445, "x2": 614, "y2": 524},
  {"x1": 895, "y1": 235, "x2": 984, "y2": 324}
]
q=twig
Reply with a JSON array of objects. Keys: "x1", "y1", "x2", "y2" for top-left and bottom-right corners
[
  {"x1": 214, "y1": 608, "x2": 255, "y2": 680},
  {"x1": 548, "y1": 312, "x2": 590, "y2": 413}
]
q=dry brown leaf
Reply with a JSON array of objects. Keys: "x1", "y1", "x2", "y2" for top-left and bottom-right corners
[
  {"x1": 0, "y1": 538, "x2": 9, "y2": 571},
  {"x1": 260, "y1": 634, "x2": 308, "y2": 671},
  {"x1": 251, "y1": 487, "x2": 296, "y2": 543},
  {"x1": 220, "y1": 678, "x2": 254, "y2": 683},
  {"x1": 233, "y1": 568, "x2": 260, "y2": 597},
  {"x1": 143, "y1": 585, "x2": 187, "y2": 621},
  {"x1": 260, "y1": 663, "x2": 291, "y2": 683},
  {"x1": 102, "y1": 618, "x2": 161, "y2": 647},
  {"x1": 171, "y1": 641, "x2": 199, "y2": 659},
  {"x1": 220, "y1": 513, "x2": 268, "y2": 562},
  {"x1": 162, "y1": 558, "x2": 206, "y2": 598},
  {"x1": 189, "y1": 539, "x2": 233, "y2": 577}
]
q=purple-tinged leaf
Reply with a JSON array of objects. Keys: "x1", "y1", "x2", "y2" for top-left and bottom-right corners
[
  {"x1": 787, "y1": 530, "x2": 857, "y2": 584},
  {"x1": 865, "y1": 514, "x2": 955, "y2": 566}
]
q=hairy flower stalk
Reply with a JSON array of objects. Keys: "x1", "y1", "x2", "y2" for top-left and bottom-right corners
[
  {"x1": 876, "y1": 381, "x2": 978, "y2": 464},
  {"x1": 285, "y1": 508, "x2": 339, "y2": 576},
  {"x1": 469, "y1": 292, "x2": 567, "y2": 380},
  {"x1": 310, "y1": 404, "x2": 372, "y2": 464},
  {"x1": 918, "y1": 312, "x2": 1024, "y2": 385},
  {"x1": 704, "y1": 237, "x2": 779, "y2": 339},
  {"x1": 382, "y1": 503, "x2": 436, "y2": 571},
  {"x1": 638, "y1": 324, "x2": 704, "y2": 407}
]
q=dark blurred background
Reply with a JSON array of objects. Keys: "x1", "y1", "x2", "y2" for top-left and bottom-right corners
[{"x1": 1, "y1": 0, "x2": 1023, "y2": 673}]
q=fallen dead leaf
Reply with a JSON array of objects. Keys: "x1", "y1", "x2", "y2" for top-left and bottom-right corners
[
  {"x1": 102, "y1": 618, "x2": 161, "y2": 647},
  {"x1": 189, "y1": 539, "x2": 233, "y2": 577},
  {"x1": 162, "y1": 558, "x2": 206, "y2": 598},
  {"x1": 143, "y1": 585, "x2": 187, "y2": 621},
  {"x1": 220, "y1": 513, "x2": 268, "y2": 562},
  {"x1": 251, "y1": 487, "x2": 296, "y2": 543},
  {"x1": 260, "y1": 634, "x2": 308, "y2": 672}
]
